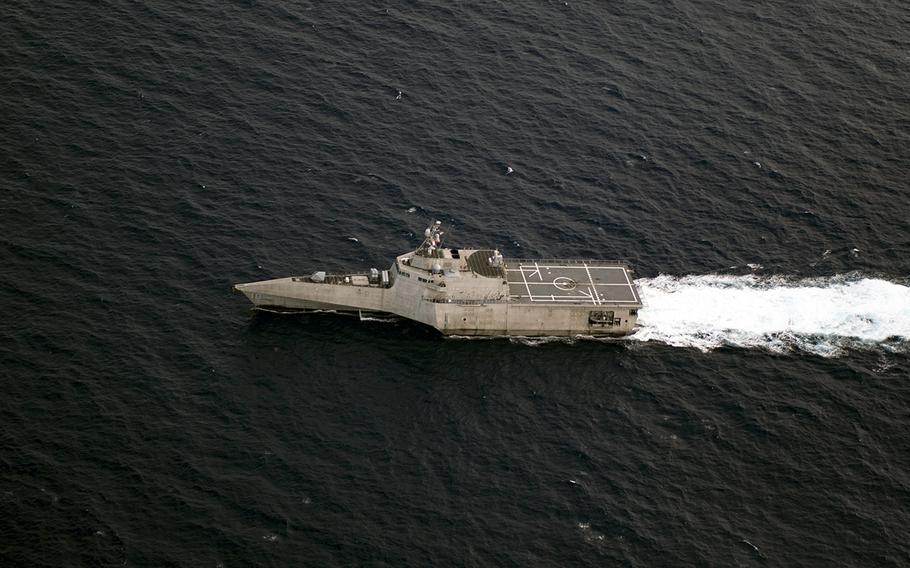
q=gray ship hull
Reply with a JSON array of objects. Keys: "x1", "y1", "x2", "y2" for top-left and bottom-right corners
[
  {"x1": 236, "y1": 285, "x2": 635, "y2": 336},
  {"x1": 235, "y1": 248, "x2": 642, "y2": 337}
]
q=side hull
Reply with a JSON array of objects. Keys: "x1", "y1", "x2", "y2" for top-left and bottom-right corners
[
  {"x1": 440, "y1": 329, "x2": 633, "y2": 337},
  {"x1": 236, "y1": 278, "x2": 387, "y2": 312},
  {"x1": 235, "y1": 278, "x2": 639, "y2": 337},
  {"x1": 434, "y1": 303, "x2": 638, "y2": 336},
  {"x1": 247, "y1": 295, "x2": 366, "y2": 313}
]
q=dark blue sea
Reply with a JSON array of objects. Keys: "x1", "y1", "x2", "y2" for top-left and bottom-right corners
[{"x1": 3, "y1": 1, "x2": 910, "y2": 565}]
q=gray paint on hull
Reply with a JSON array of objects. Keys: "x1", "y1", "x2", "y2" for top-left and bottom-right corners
[{"x1": 235, "y1": 248, "x2": 643, "y2": 337}]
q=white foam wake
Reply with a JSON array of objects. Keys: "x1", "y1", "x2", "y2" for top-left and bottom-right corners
[{"x1": 630, "y1": 274, "x2": 910, "y2": 356}]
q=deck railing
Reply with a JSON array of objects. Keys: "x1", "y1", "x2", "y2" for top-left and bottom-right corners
[
  {"x1": 427, "y1": 297, "x2": 509, "y2": 305},
  {"x1": 291, "y1": 273, "x2": 387, "y2": 286}
]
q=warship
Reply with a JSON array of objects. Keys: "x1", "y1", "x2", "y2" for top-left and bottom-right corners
[{"x1": 234, "y1": 221, "x2": 642, "y2": 336}]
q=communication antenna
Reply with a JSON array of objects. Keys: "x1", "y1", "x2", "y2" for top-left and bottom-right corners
[{"x1": 416, "y1": 220, "x2": 444, "y2": 256}]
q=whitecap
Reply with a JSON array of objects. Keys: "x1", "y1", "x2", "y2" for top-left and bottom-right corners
[{"x1": 629, "y1": 274, "x2": 910, "y2": 356}]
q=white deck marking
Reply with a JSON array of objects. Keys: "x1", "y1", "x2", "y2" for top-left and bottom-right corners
[
  {"x1": 520, "y1": 265, "x2": 533, "y2": 300},
  {"x1": 622, "y1": 266, "x2": 637, "y2": 300},
  {"x1": 511, "y1": 281, "x2": 633, "y2": 286},
  {"x1": 552, "y1": 276, "x2": 576, "y2": 291},
  {"x1": 530, "y1": 298, "x2": 640, "y2": 303},
  {"x1": 579, "y1": 287, "x2": 597, "y2": 305},
  {"x1": 582, "y1": 263, "x2": 600, "y2": 305},
  {"x1": 505, "y1": 262, "x2": 638, "y2": 304},
  {"x1": 589, "y1": 287, "x2": 599, "y2": 305}
]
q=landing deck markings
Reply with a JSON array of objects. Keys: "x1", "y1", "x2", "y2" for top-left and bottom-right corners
[{"x1": 505, "y1": 262, "x2": 639, "y2": 305}]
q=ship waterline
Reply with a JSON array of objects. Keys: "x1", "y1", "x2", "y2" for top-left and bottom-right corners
[{"x1": 235, "y1": 222, "x2": 642, "y2": 336}]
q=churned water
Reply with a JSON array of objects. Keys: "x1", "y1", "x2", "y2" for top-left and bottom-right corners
[
  {"x1": 633, "y1": 275, "x2": 910, "y2": 355},
  {"x1": 2, "y1": 0, "x2": 909, "y2": 566}
]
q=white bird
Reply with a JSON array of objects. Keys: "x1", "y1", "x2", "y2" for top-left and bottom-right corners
[
  {"x1": 506, "y1": 166, "x2": 514, "y2": 175},
  {"x1": 395, "y1": 91, "x2": 402, "y2": 100}
]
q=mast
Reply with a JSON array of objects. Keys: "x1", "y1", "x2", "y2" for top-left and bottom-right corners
[{"x1": 415, "y1": 220, "x2": 444, "y2": 257}]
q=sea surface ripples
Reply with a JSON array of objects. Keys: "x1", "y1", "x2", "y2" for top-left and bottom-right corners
[{"x1": 2, "y1": 0, "x2": 909, "y2": 565}]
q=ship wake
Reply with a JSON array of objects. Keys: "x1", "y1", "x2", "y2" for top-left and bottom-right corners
[{"x1": 630, "y1": 274, "x2": 910, "y2": 356}]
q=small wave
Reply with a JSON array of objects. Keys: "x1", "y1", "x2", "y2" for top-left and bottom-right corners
[
  {"x1": 445, "y1": 334, "x2": 632, "y2": 347},
  {"x1": 445, "y1": 334, "x2": 587, "y2": 346},
  {"x1": 253, "y1": 307, "x2": 340, "y2": 315},
  {"x1": 630, "y1": 274, "x2": 910, "y2": 356},
  {"x1": 359, "y1": 315, "x2": 402, "y2": 323},
  {"x1": 508, "y1": 335, "x2": 579, "y2": 346}
]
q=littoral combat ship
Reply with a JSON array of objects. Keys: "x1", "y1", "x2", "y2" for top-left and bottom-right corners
[{"x1": 234, "y1": 221, "x2": 642, "y2": 336}]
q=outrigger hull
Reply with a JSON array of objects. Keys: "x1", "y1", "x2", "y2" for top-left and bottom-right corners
[{"x1": 235, "y1": 278, "x2": 385, "y2": 314}]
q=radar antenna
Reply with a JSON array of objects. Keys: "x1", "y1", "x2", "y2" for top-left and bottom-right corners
[{"x1": 416, "y1": 220, "x2": 444, "y2": 257}]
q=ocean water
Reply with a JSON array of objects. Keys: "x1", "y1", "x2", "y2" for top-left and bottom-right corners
[{"x1": 2, "y1": 0, "x2": 909, "y2": 566}]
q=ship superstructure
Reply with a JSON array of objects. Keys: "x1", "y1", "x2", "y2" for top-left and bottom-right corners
[{"x1": 234, "y1": 221, "x2": 642, "y2": 336}]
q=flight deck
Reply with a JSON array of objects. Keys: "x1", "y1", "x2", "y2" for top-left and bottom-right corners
[{"x1": 504, "y1": 260, "x2": 639, "y2": 305}]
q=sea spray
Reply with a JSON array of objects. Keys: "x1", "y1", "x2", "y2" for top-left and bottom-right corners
[{"x1": 630, "y1": 274, "x2": 910, "y2": 355}]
